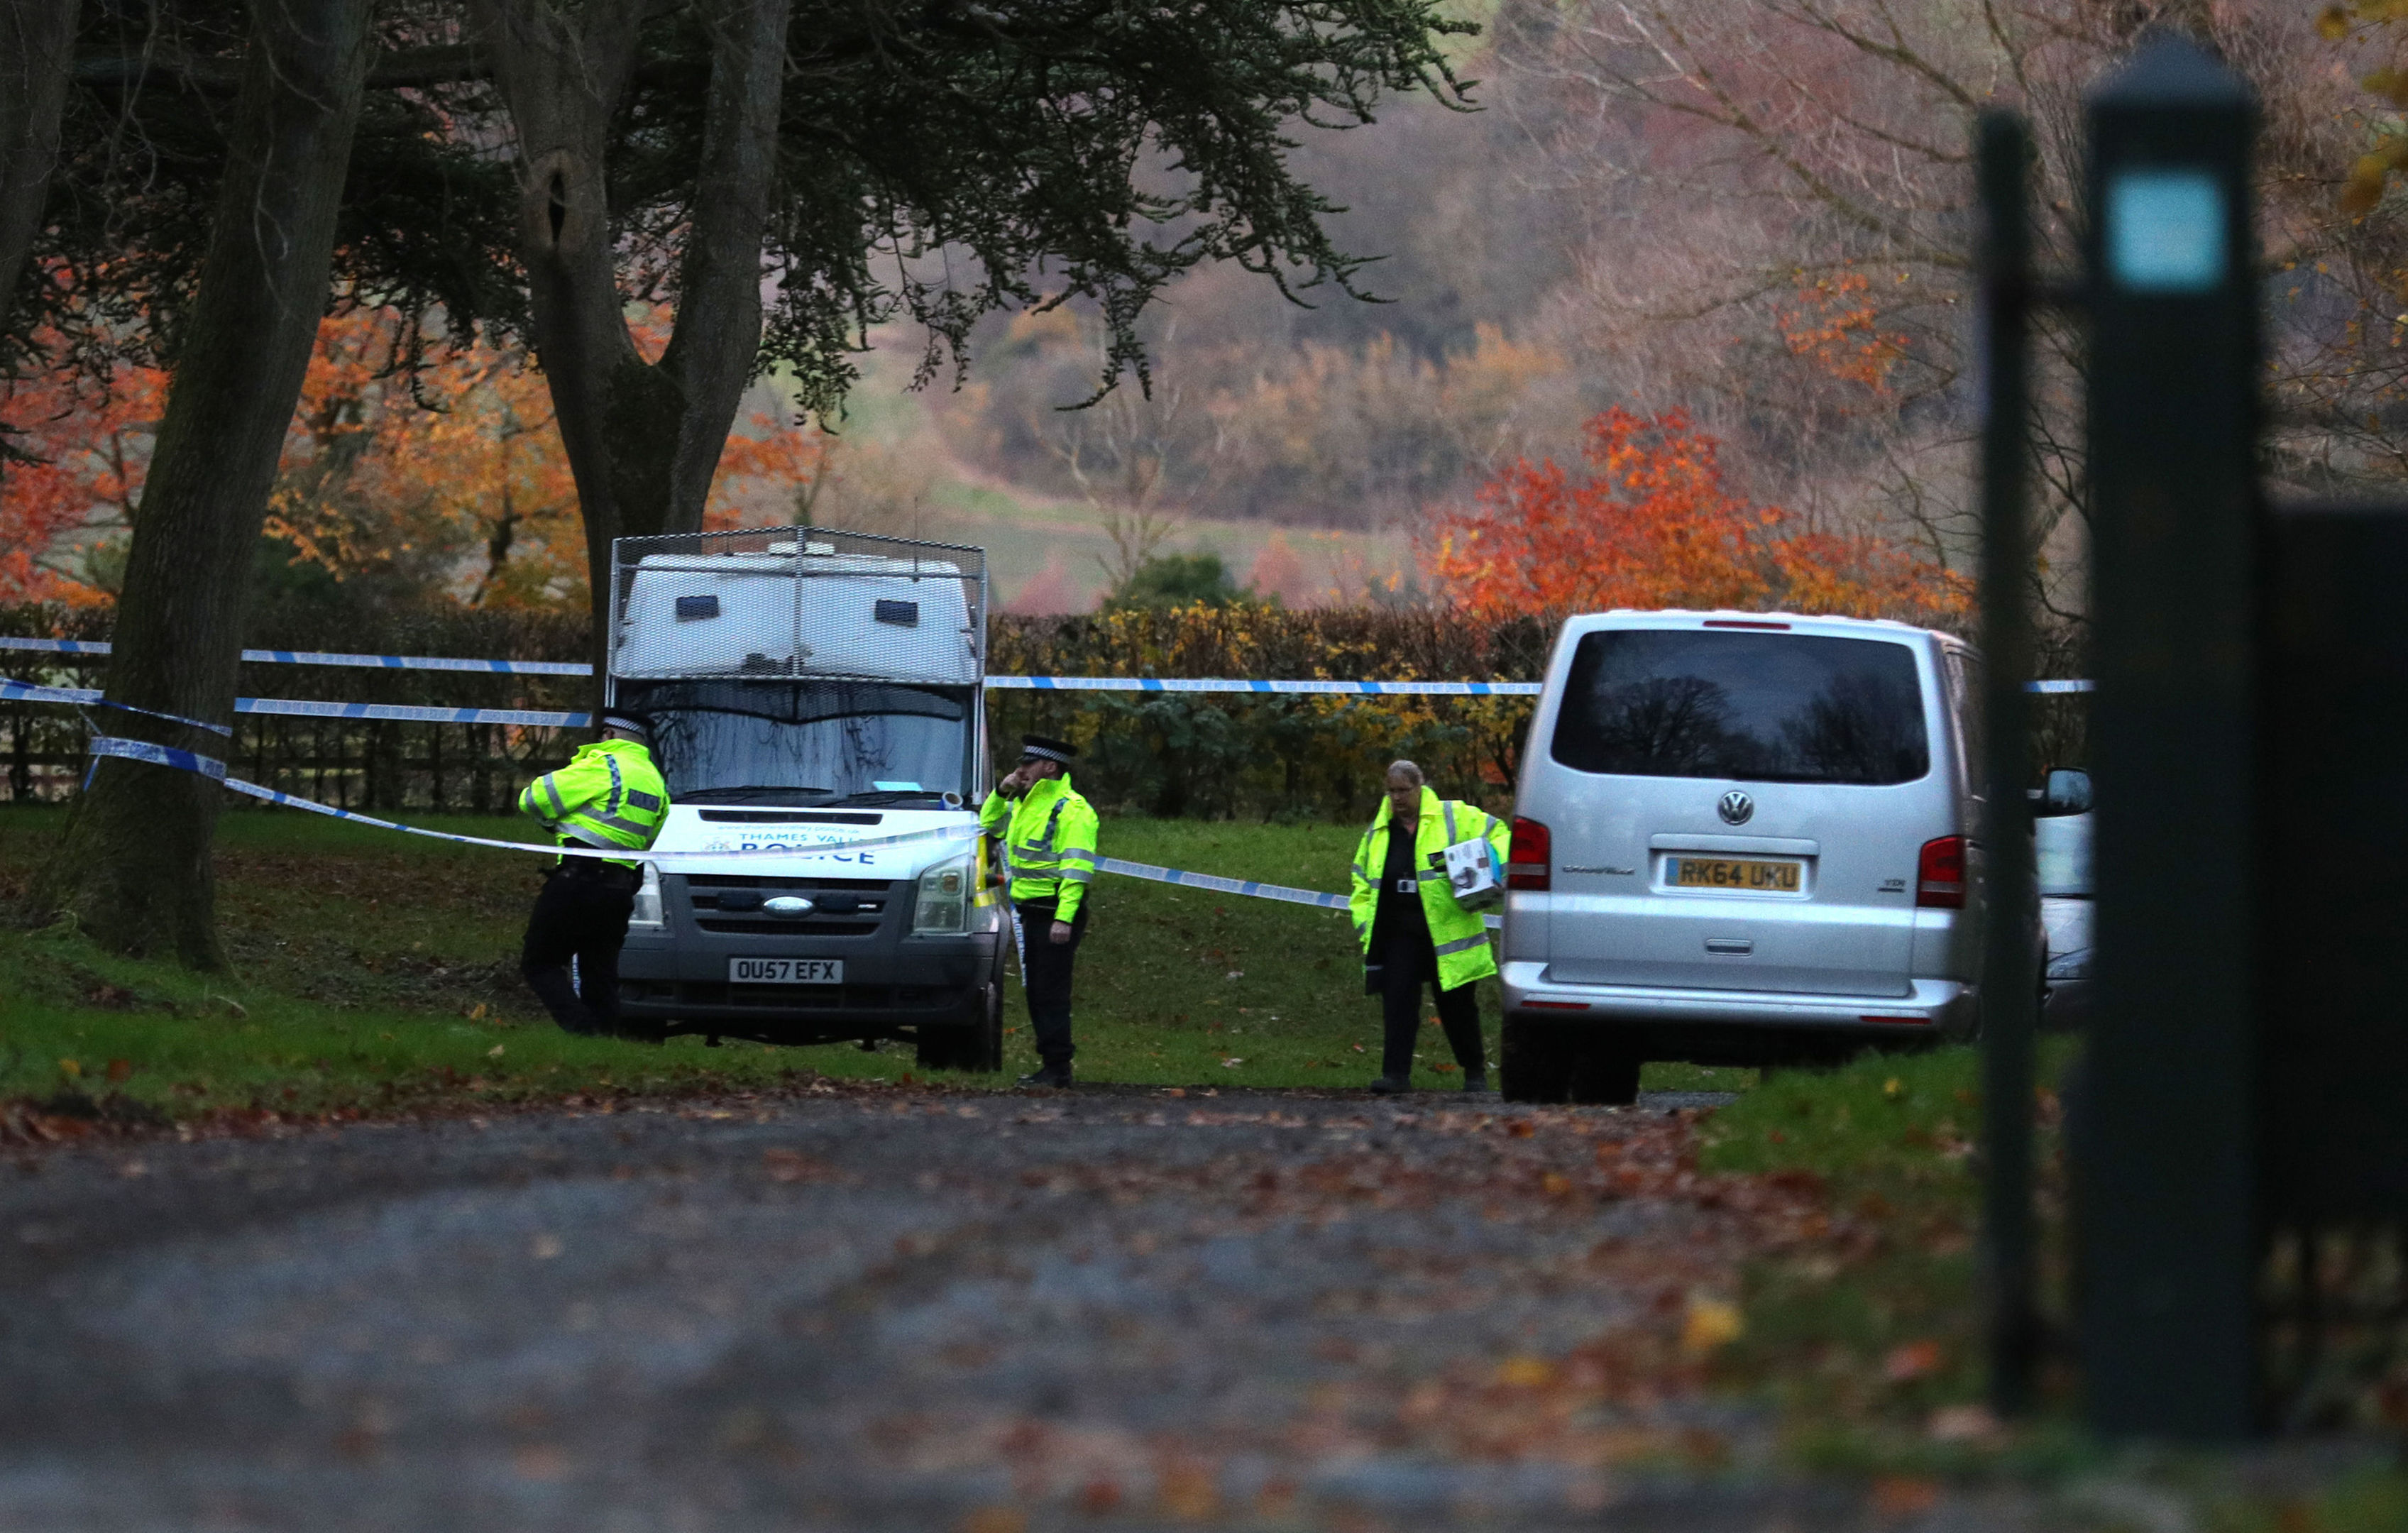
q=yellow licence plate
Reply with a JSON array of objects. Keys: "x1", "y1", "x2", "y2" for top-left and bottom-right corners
[{"x1": 1671, "y1": 857, "x2": 1803, "y2": 893}]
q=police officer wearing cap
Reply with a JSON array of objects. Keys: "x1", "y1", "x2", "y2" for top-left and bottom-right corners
[
  {"x1": 517, "y1": 711, "x2": 671, "y2": 1035},
  {"x1": 980, "y1": 734, "x2": 1099, "y2": 1087}
]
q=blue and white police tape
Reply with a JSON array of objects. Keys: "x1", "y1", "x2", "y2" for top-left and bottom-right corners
[
  {"x1": 4, "y1": 681, "x2": 583, "y2": 729},
  {"x1": 989, "y1": 676, "x2": 1542, "y2": 697},
  {"x1": 233, "y1": 697, "x2": 584, "y2": 728},
  {"x1": 1095, "y1": 854, "x2": 1503, "y2": 930},
  {"x1": 4, "y1": 636, "x2": 2104, "y2": 695},
  {"x1": 0, "y1": 635, "x2": 587, "y2": 676},
  {"x1": 4, "y1": 679, "x2": 576, "y2": 731},
  {"x1": 78, "y1": 731, "x2": 1501, "y2": 928},
  {"x1": 1, "y1": 676, "x2": 236, "y2": 737},
  {"x1": 83, "y1": 735, "x2": 982, "y2": 864},
  {"x1": 88, "y1": 735, "x2": 228, "y2": 780}
]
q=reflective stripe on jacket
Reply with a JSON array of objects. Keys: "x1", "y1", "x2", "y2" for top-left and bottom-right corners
[
  {"x1": 979, "y1": 773, "x2": 1099, "y2": 920},
  {"x1": 1347, "y1": 785, "x2": 1510, "y2": 991},
  {"x1": 517, "y1": 740, "x2": 670, "y2": 869}
]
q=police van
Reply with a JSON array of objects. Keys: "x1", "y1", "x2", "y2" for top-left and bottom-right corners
[{"x1": 604, "y1": 527, "x2": 1006, "y2": 1070}]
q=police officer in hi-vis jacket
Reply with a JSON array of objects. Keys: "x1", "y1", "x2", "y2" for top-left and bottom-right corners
[
  {"x1": 1348, "y1": 759, "x2": 1510, "y2": 1094},
  {"x1": 517, "y1": 711, "x2": 670, "y2": 1035},
  {"x1": 980, "y1": 733, "x2": 1099, "y2": 1087}
]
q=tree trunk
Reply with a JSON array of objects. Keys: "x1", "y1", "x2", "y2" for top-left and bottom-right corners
[
  {"x1": 470, "y1": 0, "x2": 791, "y2": 678},
  {"x1": 26, "y1": 0, "x2": 374, "y2": 965},
  {"x1": 0, "y1": 0, "x2": 79, "y2": 338}
]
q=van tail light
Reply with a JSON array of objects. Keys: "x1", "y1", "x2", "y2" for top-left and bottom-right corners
[
  {"x1": 1507, "y1": 816, "x2": 1551, "y2": 891},
  {"x1": 1917, "y1": 835, "x2": 1966, "y2": 908}
]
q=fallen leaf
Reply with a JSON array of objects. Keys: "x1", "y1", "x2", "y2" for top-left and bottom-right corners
[
  {"x1": 1883, "y1": 1077, "x2": 1903, "y2": 1101},
  {"x1": 530, "y1": 1233, "x2": 563, "y2": 1260},
  {"x1": 1927, "y1": 1402, "x2": 2001, "y2": 1442},
  {"x1": 488, "y1": 1044, "x2": 505, "y2": 1058},
  {"x1": 1541, "y1": 1172, "x2": 1573, "y2": 1196},
  {"x1": 1870, "y1": 1477, "x2": 1940, "y2": 1517},
  {"x1": 960, "y1": 1507, "x2": 1027, "y2": 1533},
  {"x1": 1221, "y1": 1057, "x2": 1245, "y2": 1069},
  {"x1": 1155, "y1": 1461, "x2": 1217, "y2": 1520},
  {"x1": 1496, "y1": 1355, "x2": 1556, "y2": 1388},
  {"x1": 56, "y1": 1059, "x2": 80, "y2": 1079},
  {"x1": 104, "y1": 1059, "x2": 131, "y2": 1083},
  {"x1": 1681, "y1": 1295, "x2": 1745, "y2": 1354},
  {"x1": 1884, "y1": 1339, "x2": 1942, "y2": 1383}
]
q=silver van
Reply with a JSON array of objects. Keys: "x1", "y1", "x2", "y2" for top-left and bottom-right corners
[{"x1": 1499, "y1": 610, "x2": 1985, "y2": 1103}]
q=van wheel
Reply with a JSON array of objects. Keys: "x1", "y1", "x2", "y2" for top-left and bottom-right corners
[
  {"x1": 916, "y1": 981, "x2": 1004, "y2": 1073},
  {"x1": 1568, "y1": 1043, "x2": 1642, "y2": 1106},
  {"x1": 1500, "y1": 1016, "x2": 1574, "y2": 1103}
]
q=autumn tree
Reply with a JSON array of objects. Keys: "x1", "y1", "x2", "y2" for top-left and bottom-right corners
[
  {"x1": 26, "y1": 0, "x2": 385, "y2": 962},
  {"x1": 0, "y1": 349, "x2": 158, "y2": 599},
  {"x1": 1424, "y1": 406, "x2": 1967, "y2": 627}
]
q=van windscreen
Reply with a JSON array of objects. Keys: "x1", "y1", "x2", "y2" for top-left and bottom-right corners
[
  {"x1": 1550, "y1": 630, "x2": 1928, "y2": 785},
  {"x1": 616, "y1": 680, "x2": 972, "y2": 804}
]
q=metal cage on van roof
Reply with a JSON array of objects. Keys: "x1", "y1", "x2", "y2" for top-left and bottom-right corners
[{"x1": 608, "y1": 527, "x2": 987, "y2": 688}]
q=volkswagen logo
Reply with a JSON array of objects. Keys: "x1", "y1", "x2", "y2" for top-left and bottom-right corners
[{"x1": 1717, "y1": 790, "x2": 1754, "y2": 826}]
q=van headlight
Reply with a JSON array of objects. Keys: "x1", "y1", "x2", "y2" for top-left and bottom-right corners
[
  {"x1": 913, "y1": 852, "x2": 972, "y2": 935},
  {"x1": 630, "y1": 862, "x2": 665, "y2": 928}
]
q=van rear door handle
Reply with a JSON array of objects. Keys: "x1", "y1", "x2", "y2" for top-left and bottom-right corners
[{"x1": 1705, "y1": 938, "x2": 1754, "y2": 956}]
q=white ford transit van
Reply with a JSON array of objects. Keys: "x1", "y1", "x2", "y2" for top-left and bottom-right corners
[{"x1": 1499, "y1": 610, "x2": 1985, "y2": 1102}]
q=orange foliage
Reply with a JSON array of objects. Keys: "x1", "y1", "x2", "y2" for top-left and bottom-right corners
[
  {"x1": 270, "y1": 309, "x2": 588, "y2": 606},
  {"x1": 1245, "y1": 532, "x2": 1312, "y2": 606},
  {"x1": 706, "y1": 406, "x2": 830, "y2": 532},
  {"x1": 4, "y1": 304, "x2": 828, "y2": 611},
  {"x1": 1423, "y1": 406, "x2": 1967, "y2": 627},
  {"x1": 1775, "y1": 269, "x2": 1909, "y2": 392},
  {"x1": 0, "y1": 356, "x2": 162, "y2": 603},
  {"x1": 1006, "y1": 554, "x2": 1086, "y2": 615}
]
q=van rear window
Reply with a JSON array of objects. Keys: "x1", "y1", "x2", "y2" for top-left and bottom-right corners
[{"x1": 1550, "y1": 630, "x2": 1929, "y2": 785}]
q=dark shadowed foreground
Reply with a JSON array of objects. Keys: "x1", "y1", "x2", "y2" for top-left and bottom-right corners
[{"x1": 0, "y1": 1084, "x2": 2034, "y2": 1531}]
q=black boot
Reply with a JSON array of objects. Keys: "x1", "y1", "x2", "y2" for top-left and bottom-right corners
[
  {"x1": 1017, "y1": 1064, "x2": 1073, "y2": 1089},
  {"x1": 1368, "y1": 1075, "x2": 1412, "y2": 1095}
]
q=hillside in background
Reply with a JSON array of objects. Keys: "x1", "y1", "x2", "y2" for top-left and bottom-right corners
[{"x1": 20, "y1": 1, "x2": 2396, "y2": 632}]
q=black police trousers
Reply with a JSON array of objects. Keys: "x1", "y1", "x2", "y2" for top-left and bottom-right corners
[
  {"x1": 1379, "y1": 927, "x2": 1485, "y2": 1082},
  {"x1": 1016, "y1": 896, "x2": 1087, "y2": 1069},
  {"x1": 521, "y1": 859, "x2": 640, "y2": 1035}
]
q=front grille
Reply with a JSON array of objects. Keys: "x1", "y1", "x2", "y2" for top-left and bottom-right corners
[
  {"x1": 696, "y1": 918, "x2": 880, "y2": 937},
  {"x1": 683, "y1": 874, "x2": 890, "y2": 891}
]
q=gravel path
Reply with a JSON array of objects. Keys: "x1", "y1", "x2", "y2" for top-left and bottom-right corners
[{"x1": 0, "y1": 1084, "x2": 2025, "y2": 1532}]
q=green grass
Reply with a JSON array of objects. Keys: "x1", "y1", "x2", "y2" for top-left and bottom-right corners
[
  {"x1": 0, "y1": 806, "x2": 1582, "y2": 1113},
  {"x1": 1695, "y1": 1039, "x2": 2087, "y2": 1473}
]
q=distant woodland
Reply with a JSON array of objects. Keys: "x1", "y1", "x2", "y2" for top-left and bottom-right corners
[{"x1": 10, "y1": 0, "x2": 2408, "y2": 642}]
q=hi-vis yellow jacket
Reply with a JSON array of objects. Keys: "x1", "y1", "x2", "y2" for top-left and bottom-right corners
[
  {"x1": 517, "y1": 739, "x2": 669, "y2": 869},
  {"x1": 1348, "y1": 786, "x2": 1510, "y2": 991},
  {"x1": 979, "y1": 773, "x2": 1099, "y2": 919}
]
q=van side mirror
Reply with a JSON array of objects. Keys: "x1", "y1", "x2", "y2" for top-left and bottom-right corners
[{"x1": 2029, "y1": 767, "x2": 2091, "y2": 818}]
